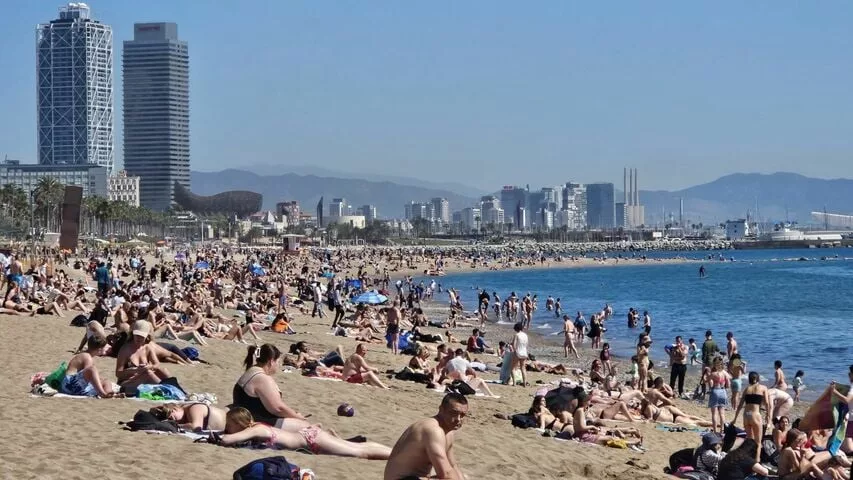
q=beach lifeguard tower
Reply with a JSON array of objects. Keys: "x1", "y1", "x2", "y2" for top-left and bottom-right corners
[{"x1": 281, "y1": 234, "x2": 304, "y2": 254}]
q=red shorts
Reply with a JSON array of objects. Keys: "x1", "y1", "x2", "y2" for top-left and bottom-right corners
[{"x1": 345, "y1": 373, "x2": 364, "y2": 384}]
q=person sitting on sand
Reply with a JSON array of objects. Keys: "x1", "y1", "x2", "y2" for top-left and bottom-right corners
[
  {"x1": 61, "y1": 336, "x2": 122, "y2": 398},
  {"x1": 639, "y1": 398, "x2": 712, "y2": 427},
  {"x1": 441, "y1": 348, "x2": 497, "y2": 397},
  {"x1": 233, "y1": 343, "x2": 309, "y2": 429},
  {"x1": 384, "y1": 393, "x2": 468, "y2": 480},
  {"x1": 115, "y1": 320, "x2": 173, "y2": 394},
  {"x1": 150, "y1": 402, "x2": 228, "y2": 431},
  {"x1": 573, "y1": 391, "x2": 643, "y2": 448},
  {"x1": 341, "y1": 343, "x2": 389, "y2": 389},
  {"x1": 209, "y1": 407, "x2": 392, "y2": 459},
  {"x1": 529, "y1": 395, "x2": 570, "y2": 433},
  {"x1": 777, "y1": 428, "x2": 847, "y2": 480},
  {"x1": 717, "y1": 438, "x2": 770, "y2": 480},
  {"x1": 3, "y1": 281, "x2": 32, "y2": 313}
]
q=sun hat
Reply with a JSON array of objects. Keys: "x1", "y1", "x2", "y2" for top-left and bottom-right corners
[{"x1": 131, "y1": 320, "x2": 151, "y2": 338}]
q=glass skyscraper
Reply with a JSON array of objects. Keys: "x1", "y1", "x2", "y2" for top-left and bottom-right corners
[
  {"x1": 585, "y1": 183, "x2": 616, "y2": 229},
  {"x1": 123, "y1": 22, "x2": 189, "y2": 211},
  {"x1": 37, "y1": 3, "x2": 114, "y2": 172}
]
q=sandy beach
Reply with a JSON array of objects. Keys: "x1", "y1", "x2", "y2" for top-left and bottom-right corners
[{"x1": 0, "y1": 248, "x2": 806, "y2": 479}]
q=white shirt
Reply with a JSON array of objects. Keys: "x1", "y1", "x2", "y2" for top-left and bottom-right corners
[
  {"x1": 446, "y1": 357, "x2": 470, "y2": 378},
  {"x1": 513, "y1": 331, "x2": 529, "y2": 358}
]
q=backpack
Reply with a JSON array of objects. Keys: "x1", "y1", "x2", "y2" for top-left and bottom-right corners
[
  {"x1": 510, "y1": 413, "x2": 538, "y2": 429},
  {"x1": 232, "y1": 456, "x2": 299, "y2": 480},
  {"x1": 181, "y1": 346, "x2": 200, "y2": 361},
  {"x1": 122, "y1": 409, "x2": 179, "y2": 433}
]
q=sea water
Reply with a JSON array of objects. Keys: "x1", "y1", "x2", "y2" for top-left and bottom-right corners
[{"x1": 440, "y1": 247, "x2": 853, "y2": 396}]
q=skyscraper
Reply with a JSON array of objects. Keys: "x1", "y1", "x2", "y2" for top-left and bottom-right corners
[
  {"x1": 586, "y1": 183, "x2": 615, "y2": 229},
  {"x1": 37, "y1": 3, "x2": 114, "y2": 172},
  {"x1": 123, "y1": 22, "x2": 189, "y2": 211},
  {"x1": 430, "y1": 197, "x2": 450, "y2": 224}
]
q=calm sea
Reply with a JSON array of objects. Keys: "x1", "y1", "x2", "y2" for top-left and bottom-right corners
[{"x1": 440, "y1": 247, "x2": 853, "y2": 396}]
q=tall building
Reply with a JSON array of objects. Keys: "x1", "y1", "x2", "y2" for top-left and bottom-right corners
[
  {"x1": 276, "y1": 201, "x2": 301, "y2": 223},
  {"x1": 430, "y1": 197, "x2": 450, "y2": 224},
  {"x1": 359, "y1": 204, "x2": 377, "y2": 223},
  {"x1": 37, "y1": 3, "x2": 114, "y2": 172},
  {"x1": 123, "y1": 22, "x2": 190, "y2": 211},
  {"x1": 329, "y1": 198, "x2": 346, "y2": 217},
  {"x1": 108, "y1": 170, "x2": 141, "y2": 206},
  {"x1": 1, "y1": 159, "x2": 107, "y2": 199},
  {"x1": 500, "y1": 186, "x2": 529, "y2": 230},
  {"x1": 586, "y1": 183, "x2": 615, "y2": 229}
]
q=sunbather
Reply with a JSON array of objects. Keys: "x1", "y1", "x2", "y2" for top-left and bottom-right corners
[{"x1": 61, "y1": 336, "x2": 122, "y2": 398}]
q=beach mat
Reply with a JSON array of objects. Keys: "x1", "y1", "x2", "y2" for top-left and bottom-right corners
[{"x1": 799, "y1": 384, "x2": 850, "y2": 432}]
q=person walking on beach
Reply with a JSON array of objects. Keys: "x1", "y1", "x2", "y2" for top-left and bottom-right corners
[
  {"x1": 562, "y1": 315, "x2": 579, "y2": 359},
  {"x1": 726, "y1": 332, "x2": 738, "y2": 360},
  {"x1": 668, "y1": 336, "x2": 689, "y2": 397},
  {"x1": 706, "y1": 357, "x2": 730, "y2": 434},
  {"x1": 636, "y1": 335, "x2": 651, "y2": 392},
  {"x1": 574, "y1": 311, "x2": 586, "y2": 344},
  {"x1": 311, "y1": 282, "x2": 326, "y2": 319},
  {"x1": 383, "y1": 393, "x2": 468, "y2": 480},
  {"x1": 511, "y1": 322, "x2": 529, "y2": 387}
]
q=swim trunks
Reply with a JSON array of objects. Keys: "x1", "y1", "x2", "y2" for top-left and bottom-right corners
[
  {"x1": 345, "y1": 373, "x2": 364, "y2": 384},
  {"x1": 60, "y1": 371, "x2": 97, "y2": 396},
  {"x1": 577, "y1": 432, "x2": 598, "y2": 444}
]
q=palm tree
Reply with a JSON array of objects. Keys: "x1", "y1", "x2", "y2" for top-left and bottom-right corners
[{"x1": 33, "y1": 177, "x2": 65, "y2": 233}]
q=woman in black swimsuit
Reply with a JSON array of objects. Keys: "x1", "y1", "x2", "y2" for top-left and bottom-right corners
[
  {"x1": 232, "y1": 344, "x2": 309, "y2": 430},
  {"x1": 150, "y1": 403, "x2": 227, "y2": 431}
]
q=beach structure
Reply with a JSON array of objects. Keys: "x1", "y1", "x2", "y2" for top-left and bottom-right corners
[{"x1": 123, "y1": 22, "x2": 190, "y2": 211}]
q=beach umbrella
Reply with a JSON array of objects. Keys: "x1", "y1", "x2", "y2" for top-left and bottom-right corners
[
  {"x1": 250, "y1": 264, "x2": 266, "y2": 276},
  {"x1": 175, "y1": 253, "x2": 186, "y2": 262},
  {"x1": 352, "y1": 291, "x2": 388, "y2": 305},
  {"x1": 195, "y1": 261, "x2": 210, "y2": 270}
]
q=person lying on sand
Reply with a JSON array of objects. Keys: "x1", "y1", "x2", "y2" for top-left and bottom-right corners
[
  {"x1": 341, "y1": 343, "x2": 389, "y2": 389},
  {"x1": 639, "y1": 398, "x2": 712, "y2": 427},
  {"x1": 209, "y1": 408, "x2": 392, "y2": 459},
  {"x1": 150, "y1": 402, "x2": 228, "y2": 431},
  {"x1": 384, "y1": 393, "x2": 468, "y2": 480}
]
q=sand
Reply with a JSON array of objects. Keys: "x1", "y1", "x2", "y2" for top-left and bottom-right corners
[{"x1": 0, "y1": 250, "x2": 770, "y2": 480}]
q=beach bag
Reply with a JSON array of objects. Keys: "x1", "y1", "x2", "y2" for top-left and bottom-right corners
[
  {"x1": 668, "y1": 447, "x2": 696, "y2": 472},
  {"x1": 45, "y1": 361, "x2": 68, "y2": 390},
  {"x1": 761, "y1": 436, "x2": 780, "y2": 466},
  {"x1": 673, "y1": 470, "x2": 714, "y2": 480},
  {"x1": 448, "y1": 380, "x2": 476, "y2": 396},
  {"x1": 181, "y1": 347, "x2": 200, "y2": 361},
  {"x1": 510, "y1": 413, "x2": 537, "y2": 429},
  {"x1": 122, "y1": 409, "x2": 179, "y2": 433},
  {"x1": 70, "y1": 314, "x2": 89, "y2": 327},
  {"x1": 233, "y1": 455, "x2": 299, "y2": 480}
]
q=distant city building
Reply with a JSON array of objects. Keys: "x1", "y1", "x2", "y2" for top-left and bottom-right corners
[
  {"x1": 430, "y1": 197, "x2": 450, "y2": 224},
  {"x1": 725, "y1": 219, "x2": 750, "y2": 240},
  {"x1": 123, "y1": 22, "x2": 190, "y2": 211},
  {"x1": 501, "y1": 186, "x2": 529, "y2": 230},
  {"x1": 0, "y1": 159, "x2": 107, "y2": 198},
  {"x1": 358, "y1": 204, "x2": 377, "y2": 223},
  {"x1": 329, "y1": 198, "x2": 346, "y2": 217},
  {"x1": 618, "y1": 168, "x2": 645, "y2": 228},
  {"x1": 562, "y1": 183, "x2": 586, "y2": 229},
  {"x1": 461, "y1": 207, "x2": 481, "y2": 231},
  {"x1": 585, "y1": 183, "x2": 615, "y2": 229},
  {"x1": 325, "y1": 215, "x2": 366, "y2": 229},
  {"x1": 404, "y1": 201, "x2": 430, "y2": 221},
  {"x1": 37, "y1": 3, "x2": 114, "y2": 172},
  {"x1": 480, "y1": 195, "x2": 501, "y2": 227},
  {"x1": 108, "y1": 170, "x2": 140, "y2": 206},
  {"x1": 276, "y1": 201, "x2": 301, "y2": 223}
]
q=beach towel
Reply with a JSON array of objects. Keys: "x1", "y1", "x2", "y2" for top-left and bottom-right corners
[
  {"x1": 136, "y1": 384, "x2": 187, "y2": 401},
  {"x1": 799, "y1": 384, "x2": 851, "y2": 432},
  {"x1": 827, "y1": 402, "x2": 849, "y2": 455}
]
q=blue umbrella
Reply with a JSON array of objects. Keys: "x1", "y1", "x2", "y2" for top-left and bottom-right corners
[
  {"x1": 250, "y1": 264, "x2": 266, "y2": 276},
  {"x1": 194, "y1": 261, "x2": 210, "y2": 270},
  {"x1": 352, "y1": 291, "x2": 388, "y2": 305}
]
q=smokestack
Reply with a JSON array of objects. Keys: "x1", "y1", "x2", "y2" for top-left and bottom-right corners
[
  {"x1": 623, "y1": 168, "x2": 628, "y2": 204},
  {"x1": 628, "y1": 169, "x2": 633, "y2": 205},
  {"x1": 634, "y1": 168, "x2": 639, "y2": 206},
  {"x1": 679, "y1": 197, "x2": 684, "y2": 227}
]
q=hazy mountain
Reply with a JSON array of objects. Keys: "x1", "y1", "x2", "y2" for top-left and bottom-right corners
[
  {"x1": 218, "y1": 163, "x2": 489, "y2": 198},
  {"x1": 636, "y1": 172, "x2": 853, "y2": 226},
  {"x1": 189, "y1": 169, "x2": 479, "y2": 219}
]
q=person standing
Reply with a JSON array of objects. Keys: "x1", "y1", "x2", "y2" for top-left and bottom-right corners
[
  {"x1": 668, "y1": 336, "x2": 689, "y2": 397},
  {"x1": 562, "y1": 315, "x2": 579, "y2": 359},
  {"x1": 95, "y1": 261, "x2": 111, "y2": 296},
  {"x1": 311, "y1": 282, "x2": 326, "y2": 318},
  {"x1": 701, "y1": 330, "x2": 719, "y2": 367},
  {"x1": 511, "y1": 322, "x2": 529, "y2": 387},
  {"x1": 642, "y1": 311, "x2": 652, "y2": 335},
  {"x1": 726, "y1": 332, "x2": 738, "y2": 360}
]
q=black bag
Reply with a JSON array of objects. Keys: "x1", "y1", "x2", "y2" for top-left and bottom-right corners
[
  {"x1": 510, "y1": 413, "x2": 538, "y2": 429},
  {"x1": 668, "y1": 447, "x2": 696, "y2": 472},
  {"x1": 448, "y1": 380, "x2": 476, "y2": 396},
  {"x1": 233, "y1": 456, "x2": 299, "y2": 480},
  {"x1": 70, "y1": 314, "x2": 89, "y2": 327},
  {"x1": 674, "y1": 471, "x2": 714, "y2": 480},
  {"x1": 122, "y1": 409, "x2": 179, "y2": 433}
]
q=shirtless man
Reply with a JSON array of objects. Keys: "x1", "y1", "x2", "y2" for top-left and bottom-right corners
[
  {"x1": 726, "y1": 332, "x2": 738, "y2": 360},
  {"x1": 341, "y1": 343, "x2": 389, "y2": 389},
  {"x1": 562, "y1": 315, "x2": 579, "y2": 359},
  {"x1": 384, "y1": 393, "x2": 467, "y2": 480},
  {"x1": 6, "y1": 253, "x2": 23, "y2": 294}
]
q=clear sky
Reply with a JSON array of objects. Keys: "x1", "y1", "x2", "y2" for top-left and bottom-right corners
[{"x1": 1, "y1": 1, "x2": 851, "y2": 192}]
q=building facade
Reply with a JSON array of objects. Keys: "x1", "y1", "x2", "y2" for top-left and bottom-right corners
[
  {"x1": 0, "y1": 159, "x2": 107, "y2": 198},
  {"x1": 358, "y1": 204, "x2": 377, "y2": 223},
  {"x1": 430, "y1": 197, "x2": 450, "y2": 224},
  {"x1": 585, "y1": 183, "x2": 615, "y2": 229},
  {"x1": 123, "y1": 22, "x2": 190, "y2": 211},
  {"x1": 107, "y1": 170, "x2": 140, "y2": 206},
  {"x1": 276, "y1": 201, "x2": 301, "y2": 223},
  {"x1": 37, "y1": 3, "x2": 114, "y2": 172}
]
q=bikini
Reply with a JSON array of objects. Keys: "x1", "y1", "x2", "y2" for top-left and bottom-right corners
[{"x1": 743, "y1": 392, "x2": 763, "y2": 420}]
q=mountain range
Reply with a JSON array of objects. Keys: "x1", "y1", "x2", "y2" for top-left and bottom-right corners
[{"x1": 189, "y1": 169, "x2": 853, "y2": 226}]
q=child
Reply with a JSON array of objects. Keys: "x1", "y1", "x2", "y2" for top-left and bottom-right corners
[
  {"x1": 688, "y1": 338, "x2": 700, "y2": 365},
  {"x1": 793, "y1": 370, "x2": 805, "y2": 402},
  {"x1": 629, "y1": 355, "x2": 639, "y2": 389},
  {"x1": 600, "y1": 343, "x2": 613, "y2": 375},
  {"x1": 693, "y1": 366, "x2": 711, "y2": 401}
]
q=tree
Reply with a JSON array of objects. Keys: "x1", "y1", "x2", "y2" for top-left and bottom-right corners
[{"x1": 33, "y1": 177, "x2": 65, "y2": 233}]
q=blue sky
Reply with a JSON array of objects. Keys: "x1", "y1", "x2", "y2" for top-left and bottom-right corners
[{"x1": 1, "y1": 1, "x2": 851, "y2": 191}]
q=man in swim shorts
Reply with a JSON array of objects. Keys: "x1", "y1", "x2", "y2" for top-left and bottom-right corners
[
  {"x1": 384, "y1": 393, "x2": 468, "y2": 480},
  {"x1": 341, "y1": 343, "x2": 389, "y2": 389}
]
